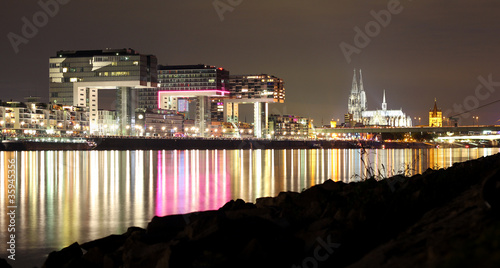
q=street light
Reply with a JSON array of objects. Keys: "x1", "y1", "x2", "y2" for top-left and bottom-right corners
[{"x1": 473, "y1": 116, "x2": 479, "y2": 126}]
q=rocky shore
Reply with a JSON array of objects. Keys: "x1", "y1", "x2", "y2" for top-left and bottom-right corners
[{"x1": 32, "y1": 153, "x2": 500, "y2": 267}]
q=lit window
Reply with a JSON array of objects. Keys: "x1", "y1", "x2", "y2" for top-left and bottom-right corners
[
  {"x1": 70, "y1": 78, "x2": 78, "y2": 82},
  {"x1": 111, "y1": 71, "x2": 130, "y2": 76},
  {"x1": 62, "y1": 67, "x2": 68, "y2": 73}
]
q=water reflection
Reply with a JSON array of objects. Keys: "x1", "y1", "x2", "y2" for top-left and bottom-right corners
[{"x1": 0, "y1": 148, "x2": 498, "y2": 267}]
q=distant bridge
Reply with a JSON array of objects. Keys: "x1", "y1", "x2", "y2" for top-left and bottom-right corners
[
  {"x1": 436, "y1": 135, "x2": 500, "y2": 141},
  {"x1": 316, "y1": 126, "x2": 500, "y2": 134}
]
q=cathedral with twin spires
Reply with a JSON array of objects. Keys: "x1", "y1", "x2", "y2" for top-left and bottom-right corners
[{"x1": 346, "y1": 69, "x2": 412, "y2": 127}]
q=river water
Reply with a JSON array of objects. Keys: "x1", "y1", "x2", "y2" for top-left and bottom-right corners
[{"x1": 1, "y1": 148, "x2": 499, "y2": 267}]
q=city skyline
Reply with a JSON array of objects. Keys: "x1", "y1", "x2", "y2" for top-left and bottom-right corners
[{"x1": 1, "y1": 0, "x2": 500, "y2": 125}]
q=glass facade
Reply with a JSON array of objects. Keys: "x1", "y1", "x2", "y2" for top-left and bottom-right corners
[
  {"x1": 138, "y1": 65, "x2": 230, "y2": 121},
  {"x1": 229, "y1": 75, "x2": 285, "y2": 103},
  {"x1": 49, "y1": 48, "x2": 157, "y2": 106}
]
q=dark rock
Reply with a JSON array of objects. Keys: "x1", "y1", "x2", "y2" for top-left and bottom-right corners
[
  {"x1": 124, "y1": 226, "x2": 146, "y2": 237},
  {"x1": 80, "y1": 234, "x2": 126, "y2": 253},
  {"x1": 275, "y1": 191, "x2": 300, "y2": 207},
  {"x1": 42, "y1": 242, "x2": 83, "y2": 268},
  {"x1": 219, "y1": 199, "x2": 256, "y2": 211},
  {"x1": 122, "y1": 240, "x2": 171, "y2": 268},
  {"x1": 0, "y1": 259, "x2": 12, "y2": 268},
  {"x1": 81, "y1": 247, "x2": 104, "y2": 267},
  {"x1": 483, "y1": 169, "x2": 500, "y2": 211},
  {"x1": 321, "y1": 179, "x2": 345, "y2": 192},
  {"x1": 255, "y1": 196, "x2": 275, "y2": 207},
  {"x1": 181, "y1": 210, "x2": 226, "y2": 241},
  {"x1": 170, "y1": 216, "x2": 303, "y2": 267},
  {"x1": 146, "y1": 214, "x2": 189, "y2": 242}
]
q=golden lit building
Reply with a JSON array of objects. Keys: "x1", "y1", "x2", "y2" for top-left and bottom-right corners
[{"x1": 429, "y1": 99, "x2": 442, "y2": 127}]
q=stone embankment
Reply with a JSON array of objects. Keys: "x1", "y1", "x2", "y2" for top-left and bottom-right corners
[{"x1": 37, "y1": 153, "x2": 500, "y2": 268}]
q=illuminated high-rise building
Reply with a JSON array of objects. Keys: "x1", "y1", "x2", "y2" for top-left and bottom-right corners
[{"x1": 49, "y1": 48, "x2": 157, "y2": 134}]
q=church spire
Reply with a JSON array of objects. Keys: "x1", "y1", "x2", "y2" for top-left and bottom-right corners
[
  {"x1": 351, "y1": 69, "x2": 358, "y2": 93},
  {"x1": 382, "y1": 90, "x2": 387, "y2": 111},
  {"x1": 359, "y1": 69, "x2": 367, "y2": 110},
  {"x1": 359, "y1": 69, "x2": 364, "y2": 93}
]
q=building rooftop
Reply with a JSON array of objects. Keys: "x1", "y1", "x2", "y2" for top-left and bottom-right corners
[
  {"x1": 158, "y1": 64, "x2": 222, "y2": 70},
  {"x1": 52, "y1": 48, "x2": 141, "y2": 58}
]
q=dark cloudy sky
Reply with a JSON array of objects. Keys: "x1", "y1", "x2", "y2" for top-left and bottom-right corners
[{"x1": 1, "y1": 0, "x2": 500, "y2": 125}]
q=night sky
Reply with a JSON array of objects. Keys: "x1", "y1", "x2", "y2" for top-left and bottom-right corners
[{"x1": 1, "y1": 0, "x2": 500, "y2": 125}]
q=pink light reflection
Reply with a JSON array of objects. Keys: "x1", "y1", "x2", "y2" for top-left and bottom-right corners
[{"x1": 154, "y1": 150, "x2": 232, "y2": 217}]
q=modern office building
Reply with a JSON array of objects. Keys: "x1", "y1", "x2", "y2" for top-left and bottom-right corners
[
  {"x1": 135, "y1": 109, "x2": 184, "y2": 137},
  {"x1": 139, "y1": 64, "x2": 230, "y2": 110},
  {"x1": 151, "y1": 65, "x2": 230, "y2": 136},
  {"x1": 0, "y1": 101, "x2": 89, "y2": 135},
  {"x1": 210, "y1": 98, "x2": 225, "y2": 123},
  {"x1": 97, "y1": 110, "x2": 118, "y2": 135},
  {"x1": 429, "y1": 99, "x2": 443, "y2": 127},
  {"x1": 229, "y1": 74, "x2": 285, "y2": 101},
  {"x1": 225, "y1": 74, "x2": 285, "y2": 138},
  {"x1": 49, "y1": 48, "x2": 157, "y2": 134},
  {"x1": 268, "y1": 114, "x2": 310, "y2": 139}
]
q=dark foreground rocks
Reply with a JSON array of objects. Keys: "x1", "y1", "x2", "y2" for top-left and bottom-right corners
[{"x1": 43, "y1": 153, "x2": 500, "y2": 268}]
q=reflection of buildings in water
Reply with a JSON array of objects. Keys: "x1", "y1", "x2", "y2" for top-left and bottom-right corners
[
  {"x1": 155, "y1": 150, "x2": 232, "y2": 216},
  {"x1": 2, "y1": 148, "x2": 500, "y2": 260},
  {"x1": 3, "y1": 148, "x2": 500, "y2": 268}
]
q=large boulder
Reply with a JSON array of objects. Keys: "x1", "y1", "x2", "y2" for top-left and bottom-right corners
[{"x1": 42, "y1": 242, "x2": 83, "y2": 268}]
